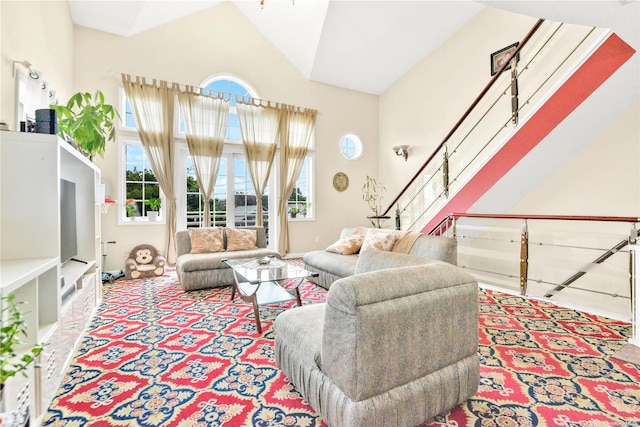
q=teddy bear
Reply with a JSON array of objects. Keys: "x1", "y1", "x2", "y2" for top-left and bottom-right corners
[{"x1": 125, "y1": 244, "x2": 166, "y2": 279}]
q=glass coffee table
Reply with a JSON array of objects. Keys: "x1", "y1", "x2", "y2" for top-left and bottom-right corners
[{"x1": 222, "y1": 257, "x2": 318, "y2": 333}]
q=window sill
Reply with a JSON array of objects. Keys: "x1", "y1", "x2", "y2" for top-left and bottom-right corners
[
  {"x1": 119, "y1": 217, "x2": 166, "y2": 226},
  {"x1": 289, "y1": 216, "x2": 314, "y2": 222}
]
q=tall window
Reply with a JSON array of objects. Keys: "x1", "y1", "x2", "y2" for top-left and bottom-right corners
[
  {"x1": 119, "y1": 74, "x2": 315, "y2": 238},
  {"x1": 182, "y1": 76, "x2": 270, "y2": 230},
  {"x1": 123, "y1": 143, "x2": 162, "y2": 221},
  {"x1": 287, "y1": 157, "x2": 313, "y2": 218},
  {"x1": 186, "y1": 156, "x2": 228, "y2": 228}
]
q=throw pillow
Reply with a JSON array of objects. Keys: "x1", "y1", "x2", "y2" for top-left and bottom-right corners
[
  {"x1": 226, "y1": 228, "x2": 257, "y2": 251},
  {"x1": 325, "y1": 235, "x2": 364, "y2": 255},
  {"x1": 360, "y1": 229, "x2": 396, "y2": 252},
  {"x1": 189, "y1": 227, "x2": 225, "y2": 254}
]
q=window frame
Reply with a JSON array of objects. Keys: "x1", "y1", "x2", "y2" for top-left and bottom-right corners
[
  {"x1": 286, "y1": 153, "x2": 315, "y2": 221},
  {"x1": 117, "y1": 136, "x2": 166, "y2": 225}
]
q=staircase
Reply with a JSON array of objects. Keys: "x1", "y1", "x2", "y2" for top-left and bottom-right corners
[
  {"x1": 380, "y1": 20, "x2": 638, "y2": 321},
  {"x1": 383, "y1": 20, "x2": 635, "y2": 234}
]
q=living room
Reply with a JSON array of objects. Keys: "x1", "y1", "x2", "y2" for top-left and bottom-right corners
[
  {"x1": 1, "y1": 1, "x2": 639, "y2": 426},
  {"x1": 1, "y1": 0, "x2": 637, "y2": 267}
]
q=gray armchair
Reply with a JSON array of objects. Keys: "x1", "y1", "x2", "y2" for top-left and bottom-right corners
[{"x1": 274, "y1": 250, "x2": 479, "y2": 427}]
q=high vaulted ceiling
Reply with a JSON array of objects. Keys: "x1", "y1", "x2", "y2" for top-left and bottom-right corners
[
  {"x1": 68, "y1": 1, "x2": 639, "y2": 95},
  {"x1": 68, "y1": 0, "x2": 484, "y2": 94}
]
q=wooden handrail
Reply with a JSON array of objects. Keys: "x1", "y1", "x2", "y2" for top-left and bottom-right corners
[
  {"x1": 448, "y1": 213, "x2": 640, "y2": 223},
  {"x1": 382, "y1": 18, "x2": 545, "y2": 218}
]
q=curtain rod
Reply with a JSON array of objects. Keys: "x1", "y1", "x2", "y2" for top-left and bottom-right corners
[{"x1": 118, "y1": 72, "x2": 317, "y2": 114}]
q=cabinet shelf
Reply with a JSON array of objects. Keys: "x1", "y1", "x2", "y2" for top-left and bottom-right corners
[
  {"x1": 1, "y1": 132, "x2": 102, "y2": 423},
  {"x1": 0, "y1": 258, "x2": 58, "y2": 294}
]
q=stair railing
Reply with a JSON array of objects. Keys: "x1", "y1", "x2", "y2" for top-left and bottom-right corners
[
  {"x1": 379, "y1": 20, "x2": 611, "y2": 232},
  {"x1": 435, "y1": 212, "x2": 639, "y2": 322}
]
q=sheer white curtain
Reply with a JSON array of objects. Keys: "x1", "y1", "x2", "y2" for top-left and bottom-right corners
[
  {"x1": 278, "y1": 107, "x2": 317, "y2": 254},
  {"x1": 236, "y1": 100, "x2": 281, "y2": 227},
  {"x1": 177, "y1": 86, "x2": 229, "y2": 227},
  {"x1": 121, "y1": 74, "x2": 178, "y2": 264}
]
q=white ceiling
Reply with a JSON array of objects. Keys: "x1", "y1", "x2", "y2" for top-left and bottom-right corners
[
  {"x1": 68, "y1": 0, "x2": 639, "y2": 95},
  {"x1": 68, "y1": 0, "x2": 484, "y2": 94}
]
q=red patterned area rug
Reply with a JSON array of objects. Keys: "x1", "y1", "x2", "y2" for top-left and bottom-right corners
[{"x1": 43, "y1": 269, "x2": 640, "y2": 426}]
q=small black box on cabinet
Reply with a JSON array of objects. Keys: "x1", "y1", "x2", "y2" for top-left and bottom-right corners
[{"x1": 35, "y1": 108, "x2": 57, "y2": 134}]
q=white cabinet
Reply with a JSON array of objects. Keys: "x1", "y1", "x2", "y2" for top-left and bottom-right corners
[{"x1": 0, "y1": 132, "x2": 102, "y2": 423}]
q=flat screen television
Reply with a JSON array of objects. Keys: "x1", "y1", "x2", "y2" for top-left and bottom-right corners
[{"x1": 60, "y1": 178, "x2": 78, "y2": 264}]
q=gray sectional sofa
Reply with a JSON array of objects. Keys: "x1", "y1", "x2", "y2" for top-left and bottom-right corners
[
  {"x1": 175, "y1": 226, "x2": 280, "y2": 291},
  {"x1": 303, "y1": 226, "x2": 458, "y2": 289},
  {"x1": 275, "y1": 249, "x2": 479, "y2": 426}
]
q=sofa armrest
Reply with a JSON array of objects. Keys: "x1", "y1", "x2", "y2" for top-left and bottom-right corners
[
  {"x1": 354, "y1": 249, "x2": 435, "y2": 275},
  {"x1": 176, "y1": 230, "x2": 191, "y2": 257},
  {"x1": 409, "y1": 234, "x2": 457, "y2": 265}
]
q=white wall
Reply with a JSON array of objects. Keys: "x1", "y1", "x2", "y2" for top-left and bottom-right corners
[
  {"x1": 70, "y1": 2, "x2": 378, "y2": 269},
  {"x1": 0, "y1": 1, "x2": 74, "y2": 130}
]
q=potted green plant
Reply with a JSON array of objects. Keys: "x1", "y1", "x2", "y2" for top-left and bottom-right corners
[
  {"x1": 50, "y1": 91, "x2": 120, "y2": 159},
  {"x1": 125, "y1": 199, "x2": 137, "y2": 219},
  {"x1": 362, "y1": 175, "x2": 387, "y2": 228},
  {"x1": 1, "y1": 294, "x2": 46, "y2": 420},
  {"x1": 144, "y1": 198, "x2": 161, "y2": 221},
  {"x1": 288, "y1": 207, "x2": 300, "y2": 218}
]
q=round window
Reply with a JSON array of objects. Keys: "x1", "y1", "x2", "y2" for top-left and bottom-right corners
[{"x1": 340, "y1": 133, "x2": 363, "y2": 160}]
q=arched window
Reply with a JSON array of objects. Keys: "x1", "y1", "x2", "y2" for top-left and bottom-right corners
[{"x1": 200, "y1": 75, "x2": 259, "y2": 141}]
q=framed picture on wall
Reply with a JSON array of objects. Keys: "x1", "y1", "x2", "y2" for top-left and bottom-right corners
[{"x1": 490, "y1": 42, "x2": 520, "y2": 76}]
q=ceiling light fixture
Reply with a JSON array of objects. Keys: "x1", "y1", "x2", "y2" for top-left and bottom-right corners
[{"x1": 261, "y1": 0, "x2": 294, "y2": 9}]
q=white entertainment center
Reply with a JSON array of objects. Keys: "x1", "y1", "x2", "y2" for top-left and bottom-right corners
[{"x1": 0, "y1": 132, "x2": 102, "y2": 423}]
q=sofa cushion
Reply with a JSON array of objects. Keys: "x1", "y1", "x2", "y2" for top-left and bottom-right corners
[
  {"x1": 188, "y1": 227, "x2": 225, "y2": 254},
  {"x1": 303, "y1": 250, "x2": 359, "y2": 279},
  {"x1": 360, "y1": 229, "x2": 396, "y2": 252},
  {"x1": 177, "y1": 247, "x2": 281, "y2": 273},
  {"x1": 325, "y1": 235, "x2": 364, "y2": 255},
  {"x1": 226, "y1": 228, "x2": 257, "y2": 251}
]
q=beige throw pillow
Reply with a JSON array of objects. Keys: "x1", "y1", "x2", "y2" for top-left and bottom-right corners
[
  {"x1": 189, "y1": 227, "x2": 225, "y2": 254},
  {"x1": 226, "y1": 228, "x2": 257, "y2": 251},
  {"x1": 360, "y1": 229, "x2": 396, "y2": 252},
  {"x1": 326, "y1": 235, "x2": 364, "y2": 255}
]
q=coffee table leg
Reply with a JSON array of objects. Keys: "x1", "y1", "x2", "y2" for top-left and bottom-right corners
[
  {"x1": 252, "y1": 297, "x2": 262, "y2": 333},
  {"x1": 231, "y1": 282, "x2": 237, "y2": 301},
  {"x1": 293, "y1": 278, "x2": 303, "y2": 306}
]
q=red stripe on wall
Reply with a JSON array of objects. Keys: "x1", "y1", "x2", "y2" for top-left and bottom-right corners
[{"x1": 422, "y1": 33, "x2": 636, "y2": 233}]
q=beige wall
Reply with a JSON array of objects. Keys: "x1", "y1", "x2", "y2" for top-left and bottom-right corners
[
  {"x1": 510, "y1": 99, "x2": 640, "y2": 216},
  {"x1": 71, "y1": 2, "x2": 378, "y2": 269},
  {"x1": 379, "y1": 6, "x2": 639, "y2": 220},
  {"x1": 3, "y1": 2, "x2": 637, "y2": 272},
  {"x1": 379, "y1": 7, "x2": 537, "y2": 197},
  {"x1": 1, "y1": 0, "x2": 74, "y2": 130}
]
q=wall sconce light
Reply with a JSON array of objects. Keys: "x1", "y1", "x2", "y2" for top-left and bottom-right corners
[{"x1": 393, "y1": 145, "x2": 409, "y2": 161}]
